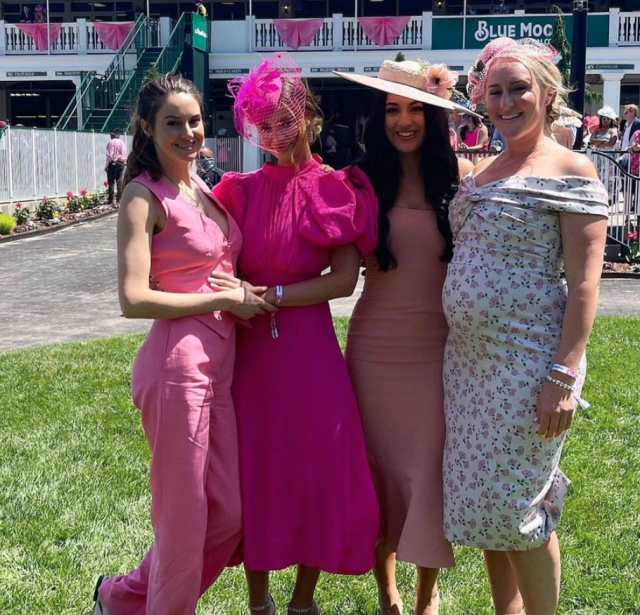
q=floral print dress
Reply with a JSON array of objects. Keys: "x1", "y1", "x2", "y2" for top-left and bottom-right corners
[{"x1": 442, "y1": 174, "x2": 608, "y2": 551}]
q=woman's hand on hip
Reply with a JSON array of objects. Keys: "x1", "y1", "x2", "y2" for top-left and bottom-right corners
[{"x1": 535, "y1": 380, "x2": 575, "y2": 439}]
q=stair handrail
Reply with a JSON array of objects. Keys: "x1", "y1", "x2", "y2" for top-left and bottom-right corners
[
  {"x1": 103, "y1": 13, "x2": 148, "y2": 84},
  {"x1": 55, "y1": 70, "x2": 97, "y2": 131},
  {"x1": 153, "y1": 13, "x2": 187, "y2": 75},
  {"x1": 103, "y1": 13, "x2": 155, "y2": 106},
  {"x1": 102, "y1": 14, "x2": 187, "y2": 133}
]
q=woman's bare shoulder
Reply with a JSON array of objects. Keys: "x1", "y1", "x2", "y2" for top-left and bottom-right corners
[
  {"x1": 457, "y1": 156, "x2": 475, "y2": 177},
  {"x1": 552, "y1": 147, "x2": 599, "y2": 180}
]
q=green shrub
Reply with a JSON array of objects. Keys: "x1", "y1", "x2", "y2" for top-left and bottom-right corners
[
  {"x1": 36, "y1": 197, "x2": 60, "y2": 220},
  {"x1": 0, "y1": 213, "x2": 16, "y2": 235}
]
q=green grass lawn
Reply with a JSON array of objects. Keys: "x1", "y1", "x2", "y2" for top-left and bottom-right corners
[{"x1": 1, "y1": 317, "x2": 639, "y2": 615}]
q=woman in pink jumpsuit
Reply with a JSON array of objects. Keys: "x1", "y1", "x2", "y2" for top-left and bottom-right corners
[
  {"x1": 91, "y1": 75, "x2": 272, "y2": 615},
  {"x1": 209, "y1": 54, "x2": 379, "y2": 615}
]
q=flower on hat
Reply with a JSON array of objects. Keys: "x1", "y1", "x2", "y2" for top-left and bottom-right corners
[{"x1": 425, "y1": 64, "x2": 459, "y2": 100}]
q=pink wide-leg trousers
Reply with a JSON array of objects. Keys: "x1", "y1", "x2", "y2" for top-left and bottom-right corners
[{"x1": 99, "y1": 318, "x2": 242, "y2": 615}]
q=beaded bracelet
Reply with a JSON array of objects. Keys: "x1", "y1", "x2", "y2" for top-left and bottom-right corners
[
  {"x1": 546, "y1": 374, "x2": 575, "y2": 391},
  {"x1": 275, "y1": 285, "x2": 283, "y2": 307},
  {"x1": 551, "y1": 363, "x2": 578, "y2": 380}
]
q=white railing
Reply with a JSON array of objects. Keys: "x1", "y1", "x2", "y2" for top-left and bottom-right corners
[
  {"x1": 617, "y1": 11, "x2": 640, "y2": 45},
  {"x1": 0, "y1": 126, "x2": 130, "y2": 205},
  {"x1": 254, "y1": 18, "x2": 333, "y2": 51},
  {"x1": 1, "y1": 20, "x2": 115, "y2": 54},
  {"x1": 253, "y1": 15, "x2": 423, "y2": 52},
  {"x1": 343, "y1": 15, "x2": 423, "y2": 49}
]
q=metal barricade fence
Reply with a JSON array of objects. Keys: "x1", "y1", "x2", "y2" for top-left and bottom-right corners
[
  {"x1": 586, "y1": 150, "x2": 640, "y2": 249},
  {"x1": 0, "y1": 125, "x2": 113, "y2": 206}
]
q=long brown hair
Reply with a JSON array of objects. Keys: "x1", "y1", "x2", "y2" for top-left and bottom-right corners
[{"x1": 125, "y1": 74, "x2": 205, "y2": 184}]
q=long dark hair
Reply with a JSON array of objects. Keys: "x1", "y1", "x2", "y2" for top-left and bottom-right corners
[
  {"x1": 459, "y1": 114, "x2": 482, "y2": 143},
  {"x1": 358, "y1": 91, "x2": 459, "y2": 270},
  {"x1": 125, "y1": 74, "x2": 205, "y2": 184}
]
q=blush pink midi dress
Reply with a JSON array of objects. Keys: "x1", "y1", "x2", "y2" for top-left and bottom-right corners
[
  {"x1": 99, "y1": 172, "x2": 243, "y2": 615},
  {"x1": 346, "y1": 206, "x2": 455, "y2": 569},
  {"x1": 213, "y1": 156, "x2": 380, "y2": 574}
]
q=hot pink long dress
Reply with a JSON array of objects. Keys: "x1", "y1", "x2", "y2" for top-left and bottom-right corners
[{"x1": 214, "y1": 156, "x2": 379, "y2": 574}]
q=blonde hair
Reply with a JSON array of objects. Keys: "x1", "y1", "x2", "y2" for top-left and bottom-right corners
[
  {"x1": 525, "y1": 56, "x2": 570, "y2": 131},
  {"x1": 289, "y1": 81, "x2": 323, "y2": 167},
  {"x1": 625, "y1": 104, "x2": 638, "y2": 116}
]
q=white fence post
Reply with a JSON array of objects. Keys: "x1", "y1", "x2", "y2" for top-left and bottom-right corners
[
  {"x1": 32, "y1": 128, "x2": 38, "y2": 197},
  {"x1": 53, "y1": 128, "x2": 59, "y2": 194},
  {"x1": 333, "y1": 14, "x2": 343, "y2": 51},
  {"x1": 7, "y1": 125, "x2": 13, "y2": 200},
  {"x1": 74, "y1": 132, "x2": 79, "y2": 194},
  {"x1": 92, "y1": 131, "x2": 97, "y2": 190},
  {"x1": 422, "y1": 12, "x2": 432, "y2": 50},
  {"x1": 609, "y1": 8, "x2": 620, "y2": 46},
  {"x1": 0, "y1": 21, "x2": 7, "y2": 56},
  {"x1": 77, "y1": 18, "x2": 88, "y2": 54}
]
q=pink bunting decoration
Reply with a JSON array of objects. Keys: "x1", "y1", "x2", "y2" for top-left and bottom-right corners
[
  {"x1": 15, "y1": 23, "x2": 62, "y2": 51},
  {"x1": 273, "y1": 18, "x2": 324, "y2": 50},
  {"x1": 358, "y1": 15, "x2": 411, "y2": 47},
  {"x1": 93, "y1": 22, "x2": 134, "y2": 51}
]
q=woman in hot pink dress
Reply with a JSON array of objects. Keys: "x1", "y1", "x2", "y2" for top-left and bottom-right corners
[{"x1": 210, "y1": 54, "x2": 379, "y2": 615}]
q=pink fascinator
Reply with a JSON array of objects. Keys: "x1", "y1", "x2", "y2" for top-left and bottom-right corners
[
  {"x1": 467, "y1": 37, "x2": 557, "y2": 107},
  {"x1": 228, "y1": 52, "x2": 307, "y2": 154}
]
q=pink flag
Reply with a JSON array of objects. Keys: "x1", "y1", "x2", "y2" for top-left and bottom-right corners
[
  {"x1": 15, "y1": 23, "x2": 62, "y2": 51},
  {"x1": 274, "y1": 18, "x2": 324, "y2": 50},
  {"x1": 358, "y1": 16, "x2": 411, "y2": 47},
  {"x1": 93, "y1": 22, "x2": 135, "y2": 51}
]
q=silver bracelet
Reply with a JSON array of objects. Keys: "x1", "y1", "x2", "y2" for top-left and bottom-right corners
[{"x1": 546, "y1": 374, "x2": 575, "y2": 391}]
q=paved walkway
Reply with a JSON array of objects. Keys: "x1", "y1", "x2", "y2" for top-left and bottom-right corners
[{"x1": 2, "y1": 215, "x2": 640, "y2": 352}]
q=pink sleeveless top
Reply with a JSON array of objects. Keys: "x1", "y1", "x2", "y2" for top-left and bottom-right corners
[{"x1": 132, "y1": 170, "x2": 242, "y2": 338}]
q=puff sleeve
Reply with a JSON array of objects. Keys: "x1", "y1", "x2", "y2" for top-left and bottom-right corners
[
  {"x1": 299, "y1": 165, "x2": 379, "y2": 257},
  {"x1": 212, "y1": 171, "x2": 247, "y2": 223}
]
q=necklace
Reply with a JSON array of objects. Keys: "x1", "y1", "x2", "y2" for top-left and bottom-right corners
[{"x1": 163, "y1": 174, "x2": 204, "y2": 212}]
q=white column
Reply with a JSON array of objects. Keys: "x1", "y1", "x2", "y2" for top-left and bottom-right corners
[
  {"x1": 601, "y1": 73, "x2": 624, "y2": 115},
  {"x1": 333, "y1": 14, "x2": 343, "y2": 51},
  {"x1": 422, "y1": 11, "x2": 432, "y2": 51},
  {"x1": 0, "y1": 21, "x2": 6, "y2": 56},
  {"x1": 77, "y1": 18, "x2": 88, "y2": 54},
  {"x1": 246, "y1": 15, "x2": 254, "y2": 53},
  {"x1": 159, "y1": 16, "x2": 172, "y2": 46},
  {"x1": 609, "y1": 8, "x2": 619, "y2": 47}
]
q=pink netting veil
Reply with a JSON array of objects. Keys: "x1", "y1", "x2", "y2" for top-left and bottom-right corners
[
  {"x1": 228, "y1": 53, "x2": 307, "y2": 154},
  {"x1": 467, "y1": 37, "x2": 558, "y2": 107}
]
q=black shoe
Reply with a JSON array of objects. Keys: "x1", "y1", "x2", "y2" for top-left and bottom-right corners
[{"x1": 91, "y1": 575, "x2": 111, "y2": 615}]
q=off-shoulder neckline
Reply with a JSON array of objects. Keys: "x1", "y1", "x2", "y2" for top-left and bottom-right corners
[{"x1": 465, "y1": 173, "x2": 603, "y2": 190}]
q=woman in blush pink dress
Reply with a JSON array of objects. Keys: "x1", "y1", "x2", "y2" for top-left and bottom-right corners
[
  {"x1": 209, "y1": 53, "x2": 379, "y2": 615},
  {"x1": 335, "y1": 60, "x2": 475, "y2": 615}
]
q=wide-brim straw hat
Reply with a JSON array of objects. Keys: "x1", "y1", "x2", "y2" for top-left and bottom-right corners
[
  {"x1": 334, "y1": 61, "x2": 482, "y2": 118},
  {"x1": 597, "y1": 105, "x2": 618, "y2": 120}
]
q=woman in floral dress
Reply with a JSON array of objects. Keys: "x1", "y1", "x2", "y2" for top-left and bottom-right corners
[{"x1": 442, "y1": 38, "x2": 608, "y2": 615}]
